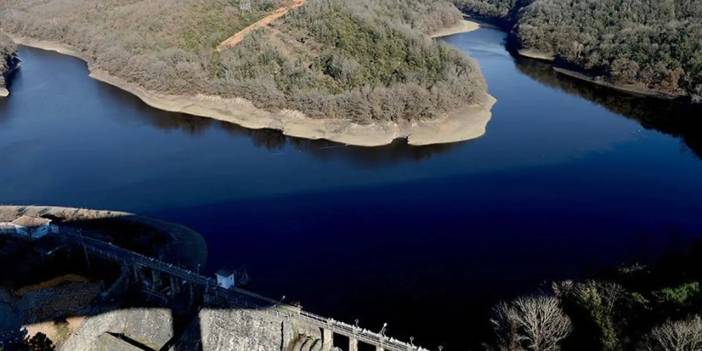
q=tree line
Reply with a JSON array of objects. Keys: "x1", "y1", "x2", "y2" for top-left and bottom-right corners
[
  {"x1": 0, "y1": 0, "x2": 489, "y2": 123},
  {"x1": 484, "y1": 241, "x2": 702, "y2": 351},
  {"x1": 454, "y1": 0, "x2": 702, "y2": 102}
]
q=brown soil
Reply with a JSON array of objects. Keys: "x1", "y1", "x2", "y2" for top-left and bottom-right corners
[{"x1": 217, "y1": 0, "x2": 305, "y2": 51}]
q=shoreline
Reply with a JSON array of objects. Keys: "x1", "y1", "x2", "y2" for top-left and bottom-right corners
[
  {"x1": 553, "y1": 67, "x2": 682, "y2": 100},
  {"x1": 8, "y1": 34, "x2": 496, "y2": 147},
  {"x1": 1, "y1": 59, "x2": 22, "y2": 97},
  {"x1": 516, "y1": 48, "x2": 685, "y2": 100},
  {"x1": 517, "y1": 49, "x2": 555, "y2": 62},
  {"x1": 473, "y1": 9, "x2": 690, "y2": 103},
  {"x1": 509, "y1": 36, "x2": 688, "y2": 101},
  {"x1": 431, "y1": 19, "x2": 481, "y2": 38}
]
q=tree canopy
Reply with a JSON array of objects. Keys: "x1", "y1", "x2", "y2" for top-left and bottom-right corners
[
  {"x1": 455, "y1": 0, "x2": 702, "y2": 102},
  {"x1": 0, "y1": 0, "x2": 490, "y2": 122}
]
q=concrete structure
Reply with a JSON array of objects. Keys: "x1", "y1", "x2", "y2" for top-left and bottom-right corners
[
  {"x1": 0, "y1": 215, "x2": 56, "y2": 240},
  {"x1": 56, "y1": 232, "x2": 431, "y2": 351},
  {"x1": 215, "y1": 269, "x2": 236, "y2": 289},
  {"x1": 60, "y1": 309, "x2": 174, "y2": 351}
]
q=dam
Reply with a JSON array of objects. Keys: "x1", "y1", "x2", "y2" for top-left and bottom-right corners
[
  {"x1": 0, "y1": 206, "x2": 430, "y2": 351},
  {"x1": 58, "y1": 231, "x2": 428, "y2": 351}
]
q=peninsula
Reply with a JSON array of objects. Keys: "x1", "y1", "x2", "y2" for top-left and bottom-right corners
[
  {"x1": 454, "y1": 0, "x2": 702, "y2": 102},
  {"x1": 0, "y1": 0, "x2": 495, "y2": 146}
]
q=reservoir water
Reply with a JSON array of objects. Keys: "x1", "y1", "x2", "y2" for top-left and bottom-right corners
[{"x1": 1, "y1": 27, "x2": 702, "y2": 348}]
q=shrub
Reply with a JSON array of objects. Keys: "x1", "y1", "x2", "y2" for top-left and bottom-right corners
[
  {"x1": 655, "y1": 282, "x2": 702, "y2": 306},
  {"x1": 553, "y1": 281, "x2": 632, "y2": 351},
  {"x1": 638, "y1": 316, "x2": 702, "y2": 351},
  {"x1": 490, "y1": 295, "x2": 572, "y2": 351}
]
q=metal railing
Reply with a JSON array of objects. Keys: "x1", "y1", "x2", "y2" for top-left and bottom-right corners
[{"x1": 60, "y1": 232, "x2": 432, "y2": 351}]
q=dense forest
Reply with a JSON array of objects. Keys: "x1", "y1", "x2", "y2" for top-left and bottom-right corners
[
  {"x1": 453, "y1": 0, "x2": 519, "y2": 25},
  {"x1": 0, "y1": 0, "x2": 490, "y2": 123},
  {"x1": 0, "y1": 34, "x2": 18, "y2": 94},
  {"x1": 455, "y1": 0, "x2": 702, "y2": 102},
  {"x1": 484, "y1": 241, "x2": 702, "y2": 351}
]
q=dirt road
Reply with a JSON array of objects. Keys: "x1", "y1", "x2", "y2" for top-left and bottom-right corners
[{"x1": 216, "y1": 0, "x2": 305, "y2": 51}]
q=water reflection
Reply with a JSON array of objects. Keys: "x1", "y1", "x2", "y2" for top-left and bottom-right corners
[
  {"x1": 218, "y1": 123, "x2": 462, "y2": 167},
  {"x1": 93, "y1": 72, "x2": 460, "y2": 166},
  {"x1": 516, "y1": 58, "x2": 702, "y2": 159},
  {"x1": 0, "y1": 95, "x2": 8, "y2": 122},
  {"x1": 93, "y1": 81, "x2": 216, "y2": 135},
  {"x1": 0, "y1": 68, "x2": 22, "y2": 124},
  {"x1": 3, "y1": 31, "x2": 702, "y2": 351}
]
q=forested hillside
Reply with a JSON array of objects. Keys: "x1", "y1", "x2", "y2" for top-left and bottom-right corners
[
  {"x1": 455, "y1": 0, "x2": 702, "y2": 102},
  {"x1": 0, "y1": 0, "x2": 490, "y2": 122},
  {"x1": 0, "y1": 34, "x2": 18, "y2": 95},
  {"x1": 453, "y1": 0, "x2": 518, "y2": 24},
  {"x1": 483, "y1": 241, "x2": 702, "y2": 351}
]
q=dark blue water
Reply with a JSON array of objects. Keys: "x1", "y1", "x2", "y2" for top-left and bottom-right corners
[{"x1": 1, "y1": 28, "x2": 701, "y2": 348}]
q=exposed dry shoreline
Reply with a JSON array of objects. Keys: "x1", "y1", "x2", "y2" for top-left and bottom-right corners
[
  {"x1": 515, "y1": 48, "x2": 685, "y2": 100},
  {"x1": 431, "y1": 19, "x2": 480, "y2": 38},
  {"x1": 517, "y1": 49, "x2": 555, "y2": 62},
  {"x1": 0, "y1": 87, "x2": 7, "y2": 97},
  {"x1": 7, "y1": 32, "x2": 496, "y2": 147},
  {"x1": 553, "y1": 67, "x2": 682, "y2": 100}
]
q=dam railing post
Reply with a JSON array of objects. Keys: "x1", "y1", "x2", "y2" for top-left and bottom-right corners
[
  {"x1": 322, "y1": 328, "x2": 333, "y2": 351},
  {"x1": 61, "y1": 232, "x2": 433, "y2": 351},
  {"x1": 169, "y1": 276, "x2": 178, "y2": 295},
  {"x1": 349, "y1": 337, "x2": 358, "y2": 351},
  {"x1": 151, "y1": 269, "x2": 160, "y2": 291}
]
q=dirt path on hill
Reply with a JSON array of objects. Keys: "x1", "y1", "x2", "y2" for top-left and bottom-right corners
[{"x1": 216, "y1": 0, "x2": 305, "y2": 51}]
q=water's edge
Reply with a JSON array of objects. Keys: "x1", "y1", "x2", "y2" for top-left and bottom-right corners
[{"x1": 5, "y1": 33, "x2": 496, "y2": 147}]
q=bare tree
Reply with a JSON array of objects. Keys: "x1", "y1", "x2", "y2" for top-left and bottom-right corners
[
  {"x1": 491, "y1": 296, "x2": 573, "y2": 351},
  {"x1": 639, "y1": 316, "x2": 702, "y2": 351}
]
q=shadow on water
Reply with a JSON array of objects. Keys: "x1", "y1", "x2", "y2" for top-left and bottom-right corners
[
  {"x1": 4, "y1": 37, "x2": 702, "y2": 350},
  {"x1": 515, "y1": 58, "x2": 702, "y2": 159},
  {"x1": 0, "y1": 215, "x2": 282, "y2": 351},
  {"x1": 0, "y1": 208, "x2": 408, "y2": 351},
  {"x1": 0, "y1": 68, "x2": 22, "y2": 124},
  {"x1": 2, "y1": 45, "x2": 462, "y2": 168},
  {"x1": 219, "y1": 123, "x2": 464, "y2": 166},
  {"x1": 0, "y1": 97, "x2": 8, "y2": 123},
  {"x1": 2, "y1": 211, "x2": 701, "y2": 350},
  {"x1": 94, "y1": 82, "x2": 216, "y2": 136}
]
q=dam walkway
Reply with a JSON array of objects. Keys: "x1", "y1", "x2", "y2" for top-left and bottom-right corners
[{"x1": 60, "y1": 231, "x2": 432, "y2": 351}]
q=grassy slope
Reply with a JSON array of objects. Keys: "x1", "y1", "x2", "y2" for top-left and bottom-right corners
[{"x1": 0, "y1": 0, "x2": 489, "y2": 123}]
